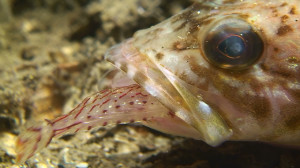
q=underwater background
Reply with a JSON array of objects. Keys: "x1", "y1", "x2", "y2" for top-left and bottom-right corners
[{"x1": 0, "y1": 0, "x2": 299, "y2": 167}]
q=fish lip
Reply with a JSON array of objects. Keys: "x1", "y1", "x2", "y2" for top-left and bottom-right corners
[
  {"x1": 104, "y1": 41, "x2": 123, "y2": 63},
  {"x1": 105, "y1": 38, "x2": 141, "y2": 72}
]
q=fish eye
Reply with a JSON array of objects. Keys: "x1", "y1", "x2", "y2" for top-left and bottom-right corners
[{"x1": 203, "y1": 18, "x2": 264, "y2": 70}]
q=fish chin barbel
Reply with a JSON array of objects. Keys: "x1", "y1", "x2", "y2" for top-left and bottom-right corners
[{"x1": 16, "y1": 0, "x2": 300, "y2": 164}]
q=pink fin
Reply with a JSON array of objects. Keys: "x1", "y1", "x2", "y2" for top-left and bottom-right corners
[
  {"x1": 17, "y1": 84, "x2": 198, "y2": 163},
  {"x1": 16, "y1": 122, "x2": 53, "y2": 163}
]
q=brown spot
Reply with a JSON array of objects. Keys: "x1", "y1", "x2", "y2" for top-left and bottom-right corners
[
  {"x1": 116, "y1": 120, "x2": 121, "y2": 124},
  {"x1": 178, "y1": 72, "x2": 188, "y2": 81},
  {"x1": 283, "y1": 105, "x2": 300, "y2": 130},
  {"x1": 192, "y1": 2, "x2": 214, "y2": 11},
  {"x1": 239, "y1": 14, "x2": 249, "y2": 20},
  {"x1": 285, "y1": 116, "x2": 300, "y2": 130},
  {"x1": 277, "y1": 25, "x2": 293, "y2": 36},
  {"x1": 273, "y1": 47, "x2": 279, "y2": 52},
  {"x1": 248, "y1": 96, "x2": 271, "y2": 119},
  {"x1": 120, "y1": 63, "x2": 128, "y2": 73},
  {"x1": 223, "y1": 0, "x2": 239, "y2": 4},
  {"x1": 133, "y1": 72, "x2": 148, "y2": 86},
  {"x1": 173, "y1": 41, "x2": 187, "y2": 50},
  {"x1": 272, "y1": 8, "x2": 278, "y2": 14},
  {"x1": 155, "y1": 53, "x2": 164, "y2": 61},
  {"x1": 188, "y1": 15, "x2": 215, "y2": 34},
  {"x1": 281, "y1": 15, "x2": 289, "y2": 23},
  {"x1": 171, "y1": 3, "x2": 212, "y2": 24},
  {"x1": 186, "y1": 55, "x2": 210, "y2": 90},
  {"x1": 129, "y1": 101, "x2": 134, "y2": 105},
  {"x1": 140, "y1": 38, "x2": 153, "y2": 46},
  {"x1": 87, "y1": 126, "x2": 92, "y2": 130},
  {"x1": 173, "y1": 21, "x2": 187, "y2": 32},
  {"x1": 144, "y1": 28, "x2": 163, "y2": 38},
  {"x1": 201, "y1": 18, "x2": 213, "y2": 25},
  {"x1": 104, "y1": 69, "x2": 119, "y2": 79},
  {"x1": 102, "y1": 110, "x2": 107, "y2": 113},
  {"x1": 259, "y1": 62, "x2": 269, "y2": 71},
  {"x1": 290, "y1": 6, "x2": 296, "y2": 14},
  {"x1": 290, "y1": 89, "x2": 300, "y2": 104},
  {"x1": 188, "y1": 56, "x2": 209, "y2": 78},
  {"x1": 280, "y1": 2, "x2": 287, "y2": 7},
  {"x1": 173, "y1": 3, "x2": 217, "y2": 32},
  {"x1": 168, "y1": 111, "x2": 175, "y2": 118},
  {"x1": 115, "y1": 105, "x2": 120, "y2": 109},
  {"x1": 103, "y1": 122, "x2": 107, "y2": 126}
]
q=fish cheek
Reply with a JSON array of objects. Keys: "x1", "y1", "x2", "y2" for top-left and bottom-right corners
[
  {"x1": 283, "y1": 90, "x2": 300, "y2": 130},
  {"x1": 283, "y1": 104, "x2": 300, "y2": 131},
  {"x1": 214, "y1": 74, "x2": 271, "y2": 122},
  {"x1": 246, "y1": 96, "x2": 271, "y2": 119}
]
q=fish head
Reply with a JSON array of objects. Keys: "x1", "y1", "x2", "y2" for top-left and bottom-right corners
[{"x1": 106, "y1": 0, "x2": 300, "y2": 145}]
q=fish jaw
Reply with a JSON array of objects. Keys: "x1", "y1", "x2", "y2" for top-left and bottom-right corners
[{"x1": 105, "y1": 38, "x2": 233, "y2": 146}]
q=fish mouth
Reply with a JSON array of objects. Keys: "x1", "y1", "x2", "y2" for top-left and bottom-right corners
[{"x1": 105, "y1": 39, "x2": 233, "y2": 146}]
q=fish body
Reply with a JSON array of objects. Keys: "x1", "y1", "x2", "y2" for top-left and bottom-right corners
[{"x1": 17, "y1": 0, "x2": 300, "y2": 164}]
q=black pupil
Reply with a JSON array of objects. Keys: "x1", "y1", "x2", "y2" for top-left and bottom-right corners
[
  {"x1": 203, "y1": 21, "x2": 264, "y2": 70},
  {"x1": 218, "y1": 35, "x2": 245, "y2": 58}
]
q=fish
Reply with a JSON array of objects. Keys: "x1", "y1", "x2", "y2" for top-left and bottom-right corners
[{"x1": 16, "y1": 0, "x2": 300, "y2": 164}]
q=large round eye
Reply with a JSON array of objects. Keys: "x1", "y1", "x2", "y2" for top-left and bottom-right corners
[{"x1": 203, "y1": 18, "x2": 264, "y2": 70}]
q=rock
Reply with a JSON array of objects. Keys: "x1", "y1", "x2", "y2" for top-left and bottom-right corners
[
  {"x1": 76, "y1": 162, "x2": 89, "y2": 168},
  {"x1": 0, "y1": 132, "x2": 17, "y2": 157}
]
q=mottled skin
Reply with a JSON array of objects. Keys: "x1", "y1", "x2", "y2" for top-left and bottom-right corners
[
  {"x1": 16, "y1": 0, "x2": 300, "y2": 164},
  {"x1": 107, "y1": 0, "x2": 300, "y2": 145}
]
